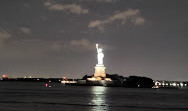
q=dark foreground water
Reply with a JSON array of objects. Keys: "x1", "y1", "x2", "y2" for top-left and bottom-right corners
[{"x1": 0, "y1": 82, "x2": 188, "y2": 111}]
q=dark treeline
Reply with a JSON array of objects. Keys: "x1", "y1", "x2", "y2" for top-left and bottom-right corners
[
  {"x1": 123, "y1": 76, "x2": 154, "y2": 88},
  {"x1": 82, "y1": 74, "x2": 154, "y2": 88}
]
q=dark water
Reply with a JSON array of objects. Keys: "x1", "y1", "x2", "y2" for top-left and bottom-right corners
[{"x1": 0, "y1": 82, "x2": 188, "y2": 111}]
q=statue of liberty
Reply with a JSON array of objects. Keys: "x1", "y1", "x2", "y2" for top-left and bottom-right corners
[{"x1": 96, "y1": 44, "x2": 104, "y2": 66}]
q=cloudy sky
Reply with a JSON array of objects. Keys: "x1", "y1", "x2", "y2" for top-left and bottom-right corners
[{"x1": 0, "y1": 0, "x2": 188, "y2": 80}]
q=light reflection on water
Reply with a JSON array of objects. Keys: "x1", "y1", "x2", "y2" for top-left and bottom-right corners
[{"x1": 90, "y1": 86, "x2": 108, "y2": 111}]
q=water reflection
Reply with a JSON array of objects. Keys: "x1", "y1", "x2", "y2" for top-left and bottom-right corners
[{"x1": 90, "y1": 86, "x2": 108, "y2": 111}]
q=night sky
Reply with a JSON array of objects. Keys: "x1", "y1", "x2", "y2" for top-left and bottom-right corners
[{"x1": 0, "y1": 0, "x2": 188, "y2": 81}]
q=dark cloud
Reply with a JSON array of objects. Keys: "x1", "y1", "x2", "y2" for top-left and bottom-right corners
[
  {"x1": 20, "y1": 27, "x2": 31, "y2": 35},
  {"x1": 79, "y1": 0, "x2": 119, "y2": 3},
  {"x1": 44, "y1": 1, "x2": 89, "y2": 14},
  {"x1": 0, "y1": 29, "x2": 11, "y2": 46},
  {"x1": 89, "y1": 9, "x2": 144, "y2": 31}
]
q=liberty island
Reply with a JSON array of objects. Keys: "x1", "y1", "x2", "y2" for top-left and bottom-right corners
[{"x1": 75, "y1": 43, "x2": 154, "y2": 87}]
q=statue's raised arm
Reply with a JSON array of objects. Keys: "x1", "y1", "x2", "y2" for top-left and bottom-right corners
[{"x1": 96, "y1": 44, "x2": 99, "y2": 51}]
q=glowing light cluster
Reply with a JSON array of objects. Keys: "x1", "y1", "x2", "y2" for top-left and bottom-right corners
[
  {"x1": 87, "y1": 77, "x2": 112, "y2": 82},
  {"x1": 155, "y1": 81, "x2": 161, "y2": 86},
  {"x1": 87, "y1": 77, "x2": 102, "y2": 81},
  {"x1": 105, "y1": 78, "x2": 112, "y2": 81},
  {"x1": 172, "y1": 83, "x2": 176, "y2": 86},
  {"x1": 61, "y1": 80, "x2": 77, "y2": 84},
  {"x1": 154, "y1": 81, "x2": 187, "y2": 88}
]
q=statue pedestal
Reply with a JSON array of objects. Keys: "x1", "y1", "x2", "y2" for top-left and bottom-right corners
[{"x1": 94, "y1": 65, "x2": 106, "y2": 77}]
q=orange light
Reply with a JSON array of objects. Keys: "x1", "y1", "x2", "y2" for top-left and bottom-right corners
[
  {"x1": 61, "y1": 80, "x2": 77, "y2": 84},
  {"x1": 63, "y1": 77, "x2": 66, "y2": 79},
  {"x1": 87, "y1": 77, "x2": 102, "y2": 81},
  {"x1": 105, "y1": 78, "x2": 112, "y2": 81},
  {"x1": 2, "y1": 75, "x2": 6, "y2": 78}
]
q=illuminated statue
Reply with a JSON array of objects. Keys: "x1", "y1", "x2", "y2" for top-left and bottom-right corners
[{"x1": 96, "y1": 44, "x2": 104, "y2": 66}]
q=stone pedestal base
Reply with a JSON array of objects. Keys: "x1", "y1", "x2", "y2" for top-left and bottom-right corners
[{"x1": 94, "y1": 66, "x2": 106, "y2": 77}]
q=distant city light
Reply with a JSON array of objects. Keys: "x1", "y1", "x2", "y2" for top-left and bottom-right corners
[
  {"x1": 2, "y1": 75, "x2": 6, "y2": 78},
  {"x1": 155, "y1": 81, "x2": 161, "y2": 86},
  {"x1": 180, "y1": 83, "x2": 183, "y2": 87},
  {"x1": 105, "y1": 78, "x2": 112, "y2": 81},
  {"x1": 172, "y1": 83, "x2": 176, "y2": 86},
  {"x1": 87, "y1": 77, "x2": 102, "y2": 81},
  {"x1": 63, "y1": 77, "x2": 66, "y2": 80},
  {"x1": 61, "y1": 80, "x2": 77, "y2": 84}
]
